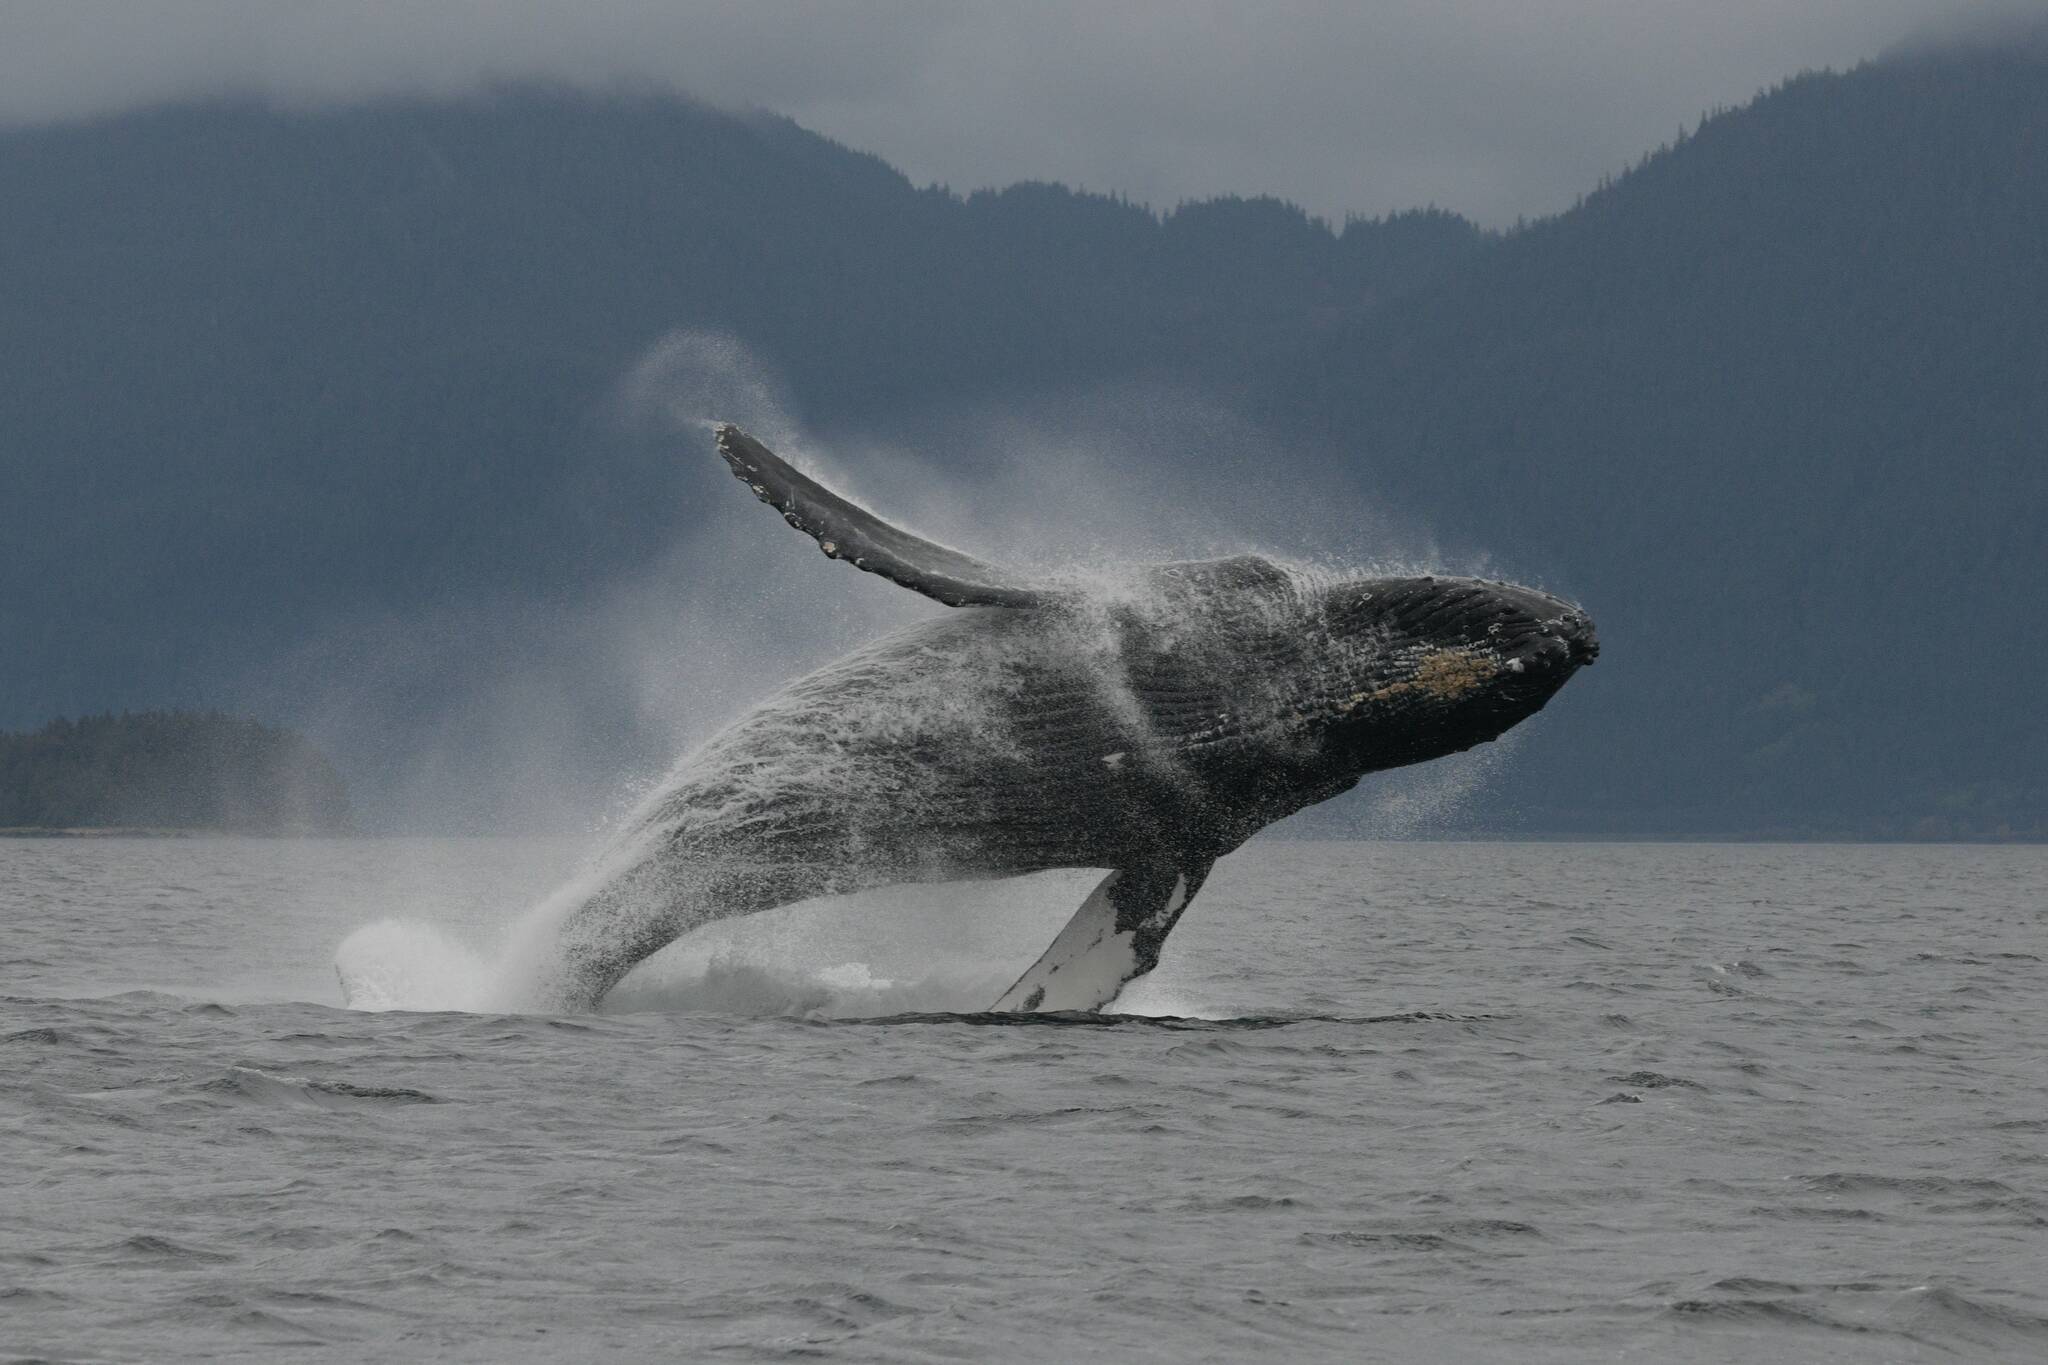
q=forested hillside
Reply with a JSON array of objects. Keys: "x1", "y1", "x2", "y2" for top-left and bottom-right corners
[
  {"x1": 1, "y1": 33, "x2": 2041, "y2": 834},
  {"x1": 0, "y1": 712, "x2": 354, "y2": 834},
  {"x1": 1267, "y1": 40, "x2": 2048, "y2": 834},
  {"x1": 0, "y1": 93, "x2": 1475, "y2": 735}
]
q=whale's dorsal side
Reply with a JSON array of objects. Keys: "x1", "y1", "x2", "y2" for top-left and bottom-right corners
[{"x1": 715, "y1": 424, "x2": 1057, "y2": 609}]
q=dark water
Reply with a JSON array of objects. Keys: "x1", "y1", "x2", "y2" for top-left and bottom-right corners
[{"x1": 4, "y1": 838, "x2": 2046, "y2": 1362}]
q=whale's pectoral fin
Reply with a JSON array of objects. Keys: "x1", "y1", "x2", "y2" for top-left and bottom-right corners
[
  {"x1": 990, "y1": 858, "x2": 1215, "y2": 1013},
  {"x1": 715, "y1": 424, "x2": 1060, "y2": 609}
]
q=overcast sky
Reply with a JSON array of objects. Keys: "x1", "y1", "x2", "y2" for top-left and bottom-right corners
[{"x1": 1, "y1": 1, "x2": 2035, "y2": 225}]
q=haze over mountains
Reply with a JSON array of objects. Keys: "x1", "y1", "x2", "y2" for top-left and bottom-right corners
[{"x1": 3, "y1": 28, "x2": 2041, "y2": 835}]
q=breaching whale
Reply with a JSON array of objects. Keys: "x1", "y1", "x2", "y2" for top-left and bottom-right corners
[{"x1": 537, "y1": 425, "x2": 1597, "y2": 1013}]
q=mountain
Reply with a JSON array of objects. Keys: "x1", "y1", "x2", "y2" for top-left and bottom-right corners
[
  {"x1": 0, "y1": 92, "x2": 1475, "y2": 739},
  {"x1": 1, "y1": 33, "x2": 2042, "y2": 835},
  {"x1": 1264, "y1": 38, "x2": 2048, "y2": 835}
]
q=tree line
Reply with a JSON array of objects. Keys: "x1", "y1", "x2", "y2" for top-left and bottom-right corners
[{"x1": 0, "y1": 711, "x2": 353, "y2": 834}]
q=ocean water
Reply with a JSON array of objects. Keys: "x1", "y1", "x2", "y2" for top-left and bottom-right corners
[{"x1": 3, "y1": 836, "x2": 2046, "y2": 1362}]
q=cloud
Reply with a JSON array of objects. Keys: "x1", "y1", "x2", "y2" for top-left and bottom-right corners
[{"x1": 0, "y1": 1, "x2": 2034, "y2": 224}]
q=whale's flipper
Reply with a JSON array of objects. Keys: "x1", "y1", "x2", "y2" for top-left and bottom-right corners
[
  {"x1": 716, "y1": 424, "x2": 1057, "y2": 609},
  {"x1": 990, "y1": 858, "x2": 1215, "y2": 1013}
]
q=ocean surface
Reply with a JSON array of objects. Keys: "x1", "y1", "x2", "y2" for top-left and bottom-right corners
[{"x1": 4, "y1": 836, "x2": 2046, "y2": 1362}]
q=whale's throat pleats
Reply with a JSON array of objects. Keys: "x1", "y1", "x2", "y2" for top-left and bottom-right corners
[{"x1": 715, "y1": 424, "x2": 1060, "y2": 609}]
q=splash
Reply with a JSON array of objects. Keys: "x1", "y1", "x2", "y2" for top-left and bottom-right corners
[
  {"x1": 334, "y1": 919, "x2": 493, "y2": 1012},
  {"x1": 338, "y1": 869, "x2": 1100, "y2": 1016},
  {"x1": 601, "y1": 954, "x2": 1008, "y2": 1018}
]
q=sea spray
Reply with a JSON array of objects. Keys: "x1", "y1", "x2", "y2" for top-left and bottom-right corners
[{"x1": 333, "y1": 919, "x2": 493, "y2": 1012}]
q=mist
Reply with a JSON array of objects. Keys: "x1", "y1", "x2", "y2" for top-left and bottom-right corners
[{"x1": 1, "y1": 0, "x2": 2035, "y2": 224}]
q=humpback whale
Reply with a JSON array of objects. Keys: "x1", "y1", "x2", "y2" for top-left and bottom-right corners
[{"x1": 538, "y1": 425, "x2": 1597, "y2": 1013}]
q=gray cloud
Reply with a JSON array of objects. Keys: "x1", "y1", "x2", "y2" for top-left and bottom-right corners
[{"x1": 0, "y1": 0, "x2": 2036, "y2": 225}]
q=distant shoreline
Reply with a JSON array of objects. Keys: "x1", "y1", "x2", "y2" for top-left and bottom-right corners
[
  {"x1": 1, "y1": 711, "x2": 356, "y2": 837},
  {"x1": 0, "y1": 826, "x2": 357, "y2": 839},
  {"x1": 0, "y1": 828, "x2": 2040, "y2": 846}
]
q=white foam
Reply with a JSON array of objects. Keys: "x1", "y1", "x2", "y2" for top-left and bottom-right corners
[
  {"x1": 593, "y1": 873, "x2": 1092, "y2": 1017},
  {"x1": 334, "y1": 869, "x2": 1095, "y2": 1017},
  {"x1": 334, "y1": 918, "x2": 492, "y2": 1012},
  {"x1": 600, "y1": 949, "x2": 1011, "y2": 1018},
  {"x1": 1112, "y1": 976, "x2": 1226, "y2": 1020}
]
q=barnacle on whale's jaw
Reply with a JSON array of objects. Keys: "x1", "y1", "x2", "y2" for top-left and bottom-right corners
[{"x1": 1343, "y1": 644, "x2": 1505, "y2": 710}]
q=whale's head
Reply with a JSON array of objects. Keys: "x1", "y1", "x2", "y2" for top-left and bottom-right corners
[{"x1": 1307, "y1": 574, "x2": 1596, "y2": 776}]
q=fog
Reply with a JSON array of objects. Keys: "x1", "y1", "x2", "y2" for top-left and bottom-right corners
[{"x1": 1, "y1": 0, "x2": 2034, "y2": 224}]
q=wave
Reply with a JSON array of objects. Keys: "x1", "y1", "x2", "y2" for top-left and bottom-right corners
[
  {"x1": 197, "y1": 1065, "x2": 441, "y2": 1109},
  {"x1": 1661, "y1": 1279, "x2": 2048, "y2": 1350}
]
